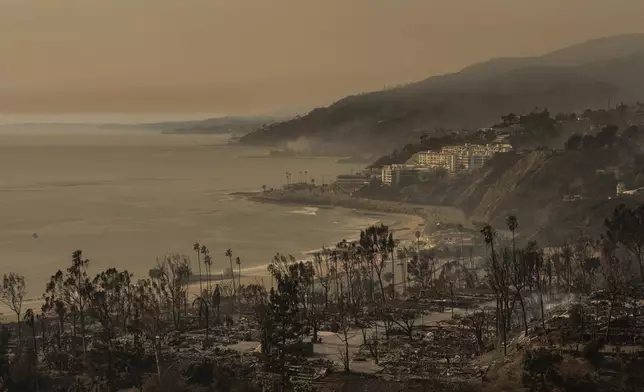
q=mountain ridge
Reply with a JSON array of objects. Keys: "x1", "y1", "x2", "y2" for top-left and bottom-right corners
[{"x1": 240, "y1": 34, "x2": 644, "y2": 154}]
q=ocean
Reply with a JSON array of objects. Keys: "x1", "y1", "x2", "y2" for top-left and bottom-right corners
[{"x1": 0, "y1": 127, "x2": 396, "y2": 297}]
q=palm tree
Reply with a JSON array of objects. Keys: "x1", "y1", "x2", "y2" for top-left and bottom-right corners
[
  {"x1": 201, "y1": 246, "x2": 212, "y2": 297},
  {"x1": 235, "y1": 257, "x2": 242, "y2": 289},
  {"x1": 506, "y1": 215, "x2": 528, "y2": 334},
  {"x1": 213, "y1": 284, "x2": 221, "y2": 320},
  {"x1": 481, "y1": 224, "x2": 507, "y2": 356},
  {"x1": 225, "y1": 249, "x2": 236, "y2": 296},
  {"x1": 304, "y1": 170, "x2": 308, "y2": 183},
  {"x1": 261, "y1": 184, "x2": 267, "y2": 193},
  {"x1": 193, "y1": 242, "x2": 203, "y2": 297},
  {"x1": 506, "y1": 215, "x2": 518, "y2": 263},
  {"x1": 481, "y1": 225, "x2": 495, "y2": 251}
]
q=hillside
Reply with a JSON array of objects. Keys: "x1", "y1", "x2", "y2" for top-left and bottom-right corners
[
  {"x1": 454, "y1": 110, "x2": 644, "y2": 241},
  {"x1": 354, "y1": 106, "x2": 644, "y2": 244},
  {"x1": 240, "y1": 34, "x2": 644, "y2": 155},
  {"x1": 158, "y1": 116, "x2": 282, "y2": 135}
]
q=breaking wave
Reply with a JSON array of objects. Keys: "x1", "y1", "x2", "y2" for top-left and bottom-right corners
[{"x1": 288, "y1": 207, "x2": 319, "y2": 216}]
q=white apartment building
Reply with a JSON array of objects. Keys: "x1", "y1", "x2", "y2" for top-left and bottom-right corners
[
  {"x1": 445, "y1": 143, "x2": 512, "y2": 155},
  {"x1": 415, "y1": 143, "x2": 512, "y2": 174},
  {"x1": 380, "y1": 143, "x2": 512, "y2": 187},
  {"x1": 415, "y1": 151, "x2": 455, "y2": 169},
  {"x1": 381, "y1": 164, "x2": 432, "y2": 186},
  {"x1": 440, "y1": 145, "x2": 468, "y2": 155}
]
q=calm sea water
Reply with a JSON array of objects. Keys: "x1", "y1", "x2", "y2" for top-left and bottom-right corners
[{"x1": 0, "y1": 128, "x2": 379, "y2": 295}]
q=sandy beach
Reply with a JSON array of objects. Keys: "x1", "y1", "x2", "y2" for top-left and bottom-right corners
[{"x1": 245, "y1": 190, "x2": 467, "y2": 228}]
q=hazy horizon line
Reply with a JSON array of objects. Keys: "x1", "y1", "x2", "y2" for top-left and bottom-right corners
[{"x1": 0, "y1": 111, "x2": 297, "y2": 126}]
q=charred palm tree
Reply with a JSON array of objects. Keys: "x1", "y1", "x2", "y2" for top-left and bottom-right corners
[
  {"x1": 506, "y1": 215, "x2": 518, "y2": 263},
  {"x1": 506, "y1": 215, "x2": 528, "y2": 334},
  {"x1": 388, "y1": 233, "x2": 397, "y2": 299},
  {"x1": 201, "y1": 246, "x2": 212, "y2": 297},
  {"x1": 236, "y1": 256, "x2": 242, "y2": 289},
  {"x1": 193, "y1": 242, "x2": 203, "y2": 299}
]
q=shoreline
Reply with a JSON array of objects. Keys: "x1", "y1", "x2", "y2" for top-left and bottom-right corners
[
  {"x1": 0, "y1": 193, "x2": 459, "y2": 321},
  {"x1": 236, "y1": 190, "x2": 467, "y2": 233},
  {"x1": 0, "y1": 196, "x2": 453, "y2": 321},
  {"x1": 245, "y1": 192, "x2": 428, "y2": 240}
]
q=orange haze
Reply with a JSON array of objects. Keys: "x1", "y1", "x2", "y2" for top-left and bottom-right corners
[{"x1": 2, "y1": 0, "x2": 643, "y2": 115}]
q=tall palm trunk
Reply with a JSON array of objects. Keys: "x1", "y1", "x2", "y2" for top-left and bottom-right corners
[
  {"x1": 488, "y1": 232, "x2": 506, "y2": 355},
  {"x1": 228, "y1": 255, "x2": 236, "y2": 295},
  {"x1": 196, "y1": 251, "x2": 203, "y2": 297},
  {"x1": 237, "y1": 259, "x2": 242, "y2": 289},
  {"x1": 206, "y1": 262, "x2": 211, "y2": 298}
]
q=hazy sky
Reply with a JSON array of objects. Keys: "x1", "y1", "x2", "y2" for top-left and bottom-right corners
[{"x1": 2, "y1": 0, "x2": 644, "y2": 117}]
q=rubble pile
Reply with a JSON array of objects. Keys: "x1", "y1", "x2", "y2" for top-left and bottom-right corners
[
  {"x1": 379, "y1": 324, "x2": 481, "y2": 381},
  {"x1": 407, "y1": 293, "x2": 494, "y2": 312},
  {"x1": 526, "y1": 293, "x2": 644, "y2": 356},
  {"x1": 287, "y1": 359, "x2": 335, "y2": 383}
]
